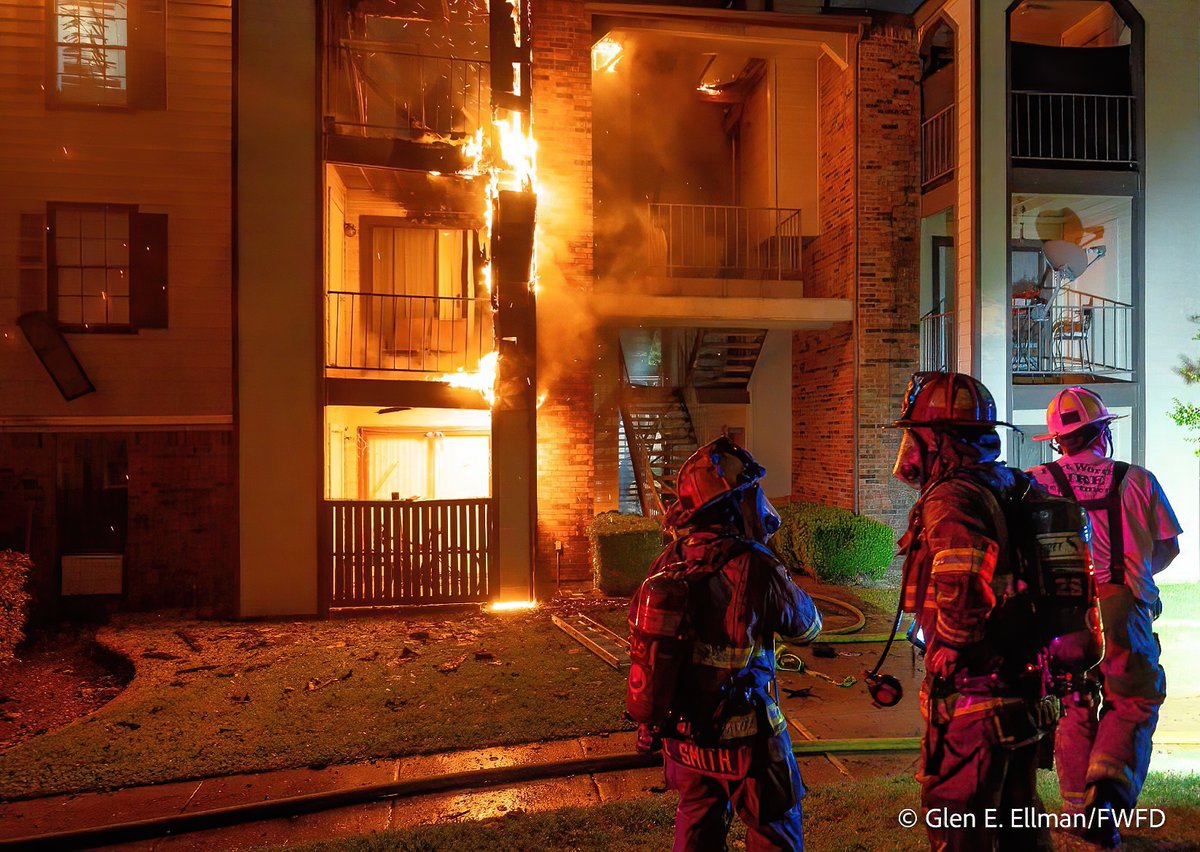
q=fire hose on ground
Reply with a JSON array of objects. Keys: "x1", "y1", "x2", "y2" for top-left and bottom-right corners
[{"x1": 2, "y1": 737, "x2": 921, "y2": 851}]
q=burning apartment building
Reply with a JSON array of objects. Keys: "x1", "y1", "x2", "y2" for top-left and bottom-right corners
[{"x1": 0, "y1": 0, "x2": 1195, "y2": 619}]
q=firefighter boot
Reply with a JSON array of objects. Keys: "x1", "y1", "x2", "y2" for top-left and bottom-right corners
[{"x1": 1081, "y1": 779, "x2": 1127, "y2": 849}]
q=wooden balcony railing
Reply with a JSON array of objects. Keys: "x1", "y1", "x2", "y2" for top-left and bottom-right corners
[
  {"x1": 1012, "y1": 287, "x2": 1134, "y2": 379},
  {"x1": 326, "y1": 292, "x2": 493, "y2": 374},
  {"x1": 326, "y1": 41, "x2": 490, "y2": 140},
  {"x1": 326, "y1": 498, "x2": 495, "y2": 607},
  {"x1": 921, "y1": 105, "x2": 955, "y2": 187},
  {"x1": 647, "y1": 203, "x2": 802, "y2": 280},
  {"x1": 1011, "y1": 91, "x2": 1136, "y2": 166}
]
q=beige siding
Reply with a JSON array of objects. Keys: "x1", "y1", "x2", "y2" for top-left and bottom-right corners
[
  {"x1": 775, "y1": 57, "x2": 819, "y2": 236},
  {"x1": 0, "y1": 0, "x2": 232, "y2": 422}
]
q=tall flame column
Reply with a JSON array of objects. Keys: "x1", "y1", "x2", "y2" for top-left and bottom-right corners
[{"x1": 490, "y1": 0, "x2": 537, "y2": 601}]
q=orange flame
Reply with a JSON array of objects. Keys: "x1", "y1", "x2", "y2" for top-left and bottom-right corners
[{"x1": 442, "y1": 351, "x2": 498, "y2": 407}]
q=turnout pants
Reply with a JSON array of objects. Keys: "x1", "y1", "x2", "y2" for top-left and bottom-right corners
[
  {"x1": 919, "y1": 689, "x2": 1052, "y2": 852},
  {"x1": 664, "y1": 730, "x2": 805, "y2": 852},
  {"x1": 1055, "y1": 583, "x2": 1166, "y2": 814}
]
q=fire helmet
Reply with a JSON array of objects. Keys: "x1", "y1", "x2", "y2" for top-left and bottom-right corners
[
  {"x1": 664, "y1": 436, "x2": 778, "y2": 535},
  {"x1": 890, "y1": 371, "x2": 1015, "y2": 430},
  {"x1": 1032, "y1": 387, "x2": 1124, "y2": 443}
]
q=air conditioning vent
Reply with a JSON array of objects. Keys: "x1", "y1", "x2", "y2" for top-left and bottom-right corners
[{"x1": 61, "y1": 554, "x2": 123, "y2": 596}]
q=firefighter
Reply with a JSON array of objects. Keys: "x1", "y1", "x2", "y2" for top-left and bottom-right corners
[
  {"x1": 1028, "y1": 387, "x2": 1181, "y2": 847},
  {"x1": 891, "y1": 372, "x2": 1053, "y2": 852},
  {"x1": 642, "y1": 436, "x2": 821, "y2": 852}
]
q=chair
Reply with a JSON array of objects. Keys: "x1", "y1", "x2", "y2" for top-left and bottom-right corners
[{"x1": 1052, "y1": 304, "x2": 1093, "y2": 372}]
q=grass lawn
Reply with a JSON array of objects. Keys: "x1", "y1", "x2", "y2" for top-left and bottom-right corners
[
  {"x1": 0, "y1": 605, "x2": 633, "y2": 800},
  {"x1": 293, "y1": 770, "x2": 1200, "y2": 851}
]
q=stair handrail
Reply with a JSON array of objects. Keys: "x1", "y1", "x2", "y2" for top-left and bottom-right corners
[{"x1": 617, "y1": 343, "x2": 667, "y2": 519}]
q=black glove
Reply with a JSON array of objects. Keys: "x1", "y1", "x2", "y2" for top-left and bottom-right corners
[{"x1": 636, "y1": 723, "x2": 662, "y2": 754}]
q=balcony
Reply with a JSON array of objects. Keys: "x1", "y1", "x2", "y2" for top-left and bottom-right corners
[
  {"x1": 920, "y1": 308, "x2": 955, "y2": 372},
  {"x1": 647, "y1": 203, "x2": 802, "y2": 282},
  {"x1": 326, "y1": 41, "x2": 490, "y2": 141},
  {"x1": 1011, "y1": 287, "x2": 1133, "y2": 382},
  {"x1": 326, "y1": 292, "x2": 493, "y2": 375},
  {"x1": 921, "y1": 105, "x2": 955, "y2": 190},
  {"x1": 1011, "y1": 91, "x2": 1135, "y2": 168}
]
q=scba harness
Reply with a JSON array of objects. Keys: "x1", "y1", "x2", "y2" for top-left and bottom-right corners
[{"x1": 1043, "y1": 460, "x2": 1130, "y2": 585}]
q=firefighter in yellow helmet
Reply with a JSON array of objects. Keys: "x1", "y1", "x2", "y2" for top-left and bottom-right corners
[
  {"x1": 629, "y1": 436, "x2": 820, "y2": 851},
  {"x1": 891, "y1": 372, "x2": 1054, "y2": 851},
  {"x1": 1028, "y1": 387, "x2": 1181, "y2": 847}
]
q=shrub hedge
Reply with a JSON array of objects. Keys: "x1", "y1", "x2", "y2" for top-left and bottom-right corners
[
  {"x1": 0, "y1": 550, "x2": 33, "y2": 660},
  {"x1": 772, "y1": 503, "x2": 895, "y2": 583},
  {"x1": 586, "y1": 512, "x2": 664, "y2": 596}
]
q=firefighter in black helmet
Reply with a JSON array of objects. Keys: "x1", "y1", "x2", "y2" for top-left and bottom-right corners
[
  {"x1": 630, "y1": 436, "x2": 821, "y2": 851},
  {"x1": 891, "y1": 372, "x2": 1054, "y2": 851}
]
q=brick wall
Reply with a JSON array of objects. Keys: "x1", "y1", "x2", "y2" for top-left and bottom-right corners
[
  {"x1": 0, "y1": 434, "x2": 56, "y2": 610},
  {"x1": 0, "y1": 429, "x2": 236, "y2": 617},
  {"x1": 793, "y1": 23, "x2": 921, "y2": 533},
  {"x1": 855, "y1": 22, "x2": 921, "y2": 532},
  {"x1": 126, "y1": 430, "x2": 236, "y2": 615},
  {"x1": 793, "y1": 54, "x2": 857, "y2": 509},
  {"x1": 532, "y1": 0, "x2": 595, "y2": 591}
]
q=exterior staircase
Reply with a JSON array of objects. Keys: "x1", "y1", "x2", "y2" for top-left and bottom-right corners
[
  {"x1": 617, "y1": 366, "x2": 699, "y2": 518},
  {"x1": 687, "y1": 329, "x2": 768, "y2": 400}
]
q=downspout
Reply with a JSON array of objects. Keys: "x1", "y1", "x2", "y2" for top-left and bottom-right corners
[{"x1": 852, "y1": 24, "x2": 863, "y2": 515}]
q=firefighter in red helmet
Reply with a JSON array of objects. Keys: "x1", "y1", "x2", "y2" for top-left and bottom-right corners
[
  {"x1": 891, "y1": 372, "x2": 1054, "y2": 851},
  {"x1": 630, "y1": 436, "x2": 821, "y2": 851}
]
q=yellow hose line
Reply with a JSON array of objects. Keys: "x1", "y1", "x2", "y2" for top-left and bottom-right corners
[{"x1": 809, "y1": 592, "x2": 868, "y2": 636}]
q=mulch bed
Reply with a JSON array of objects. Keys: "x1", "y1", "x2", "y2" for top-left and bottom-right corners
[{"x1": 0, "y1": 630, "x2": 130, "y2": 753}]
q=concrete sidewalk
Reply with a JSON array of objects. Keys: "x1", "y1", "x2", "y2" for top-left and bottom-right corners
[{"x1": 0, "y1": 728, "x2": 919, "y2": 851}]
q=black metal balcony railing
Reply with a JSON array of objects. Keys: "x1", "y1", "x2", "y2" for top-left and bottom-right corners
[
  {"x1": 920, "y1": 308, "x2": 955, "y2": 372},
  {"x1": 327, "y1": 41, "x2": 490, "y2": 140},
  {"x1": 326, "y1": 292, "x2": 493, "y2": 373},
  {"x1": 1012, "y1": 288, "x2": 1134, "y2": 379},
  {"x1": 1011, "y1": 91, "x2": 1135, "y2": 166},
  {"x1": 921, "y1": 105, "x2": 955, "y2": 188},
  {"x1": 647, "y1": 203, "x2": 803, "y2": 280}
]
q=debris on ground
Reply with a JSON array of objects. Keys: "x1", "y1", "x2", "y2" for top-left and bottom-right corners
[
  {"x1": 174, "y1": 629, "x2": 203, "y2": 653},
  {"x1": 438, "y1": 654, "x2": 468, "y2": 674}
]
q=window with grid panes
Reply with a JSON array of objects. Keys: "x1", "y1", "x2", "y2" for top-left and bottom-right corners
[
  {"x1": 53, "y1": 1, "x2": 129, "y2": 106},
  {"x1": 49, "y1": 1, "x2": 166, "y2": 109},
  {"x1": 51, "y1": 205, "x2": 132, "y2": 329}
]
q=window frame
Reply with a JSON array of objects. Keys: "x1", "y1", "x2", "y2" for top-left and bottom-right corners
[
  {"x1": 47, "y1": 201, "x2": 139, "y2": 334},
  {"x1": 45, "y1": 0, "x2": 167, "y2": 112}
]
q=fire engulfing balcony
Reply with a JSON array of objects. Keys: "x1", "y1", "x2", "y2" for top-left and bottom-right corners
[
  {"x1": 1011, "y1": 288, "x2": 1134, "y2": 382},
  {"x1": 1011, "y1": 91, "x2": 1135, "y2": 167},
  {"x1": 647, "y1": 203, "x2": 802, "y2": 281},
  {"x1": 326, "y1": 292, "x2": 493, "y2": 374},
  {"x1": 326, "y1": 41, "x2": 490, "y2": 141}
]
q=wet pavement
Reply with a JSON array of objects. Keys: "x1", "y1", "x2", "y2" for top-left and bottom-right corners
[{"x1": 0, "y1": 591, "x2": 935, "y2": 850}]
